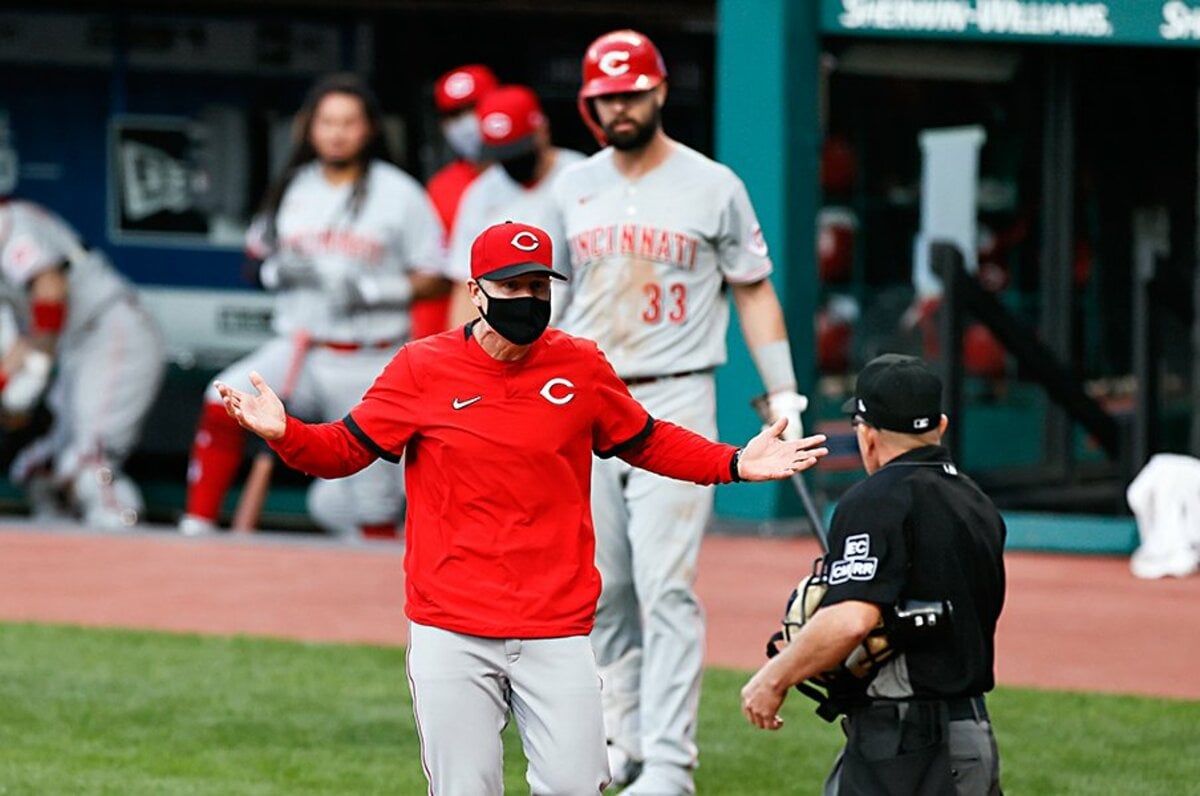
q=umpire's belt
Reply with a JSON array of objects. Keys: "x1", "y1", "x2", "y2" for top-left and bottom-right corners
[
  {"x1": 947, "y1": 695, "x2": 988, "y2": 722},
  {"x1": 850, "y1": 696, "x2": 988, "y2": 723},
  {"x1": 313, "y1": 338, "x2": 402, "y2": 352},
  {"x1": 622, "y1": 368, "x2": 714, "y2": 387}
]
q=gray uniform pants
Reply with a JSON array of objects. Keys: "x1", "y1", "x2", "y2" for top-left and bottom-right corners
[
  {"x1": 406, "y1": 622, "x2": 609, "y2": 796},
  {"x1": 48, "y1": 296, "x2": 165, "y2": 481},
  {"x1": 589, "y1": 373, "x2": 717, "y2": 782}
]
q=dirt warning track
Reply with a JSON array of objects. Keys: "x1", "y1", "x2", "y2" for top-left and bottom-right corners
[{"x1": 1, "y1": 524, "x2": 1196, "y2": 700}]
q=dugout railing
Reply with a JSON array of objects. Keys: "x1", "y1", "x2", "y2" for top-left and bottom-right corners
[{"x1": 929, "y1": 240, "x2": 1131, "y2": 511}]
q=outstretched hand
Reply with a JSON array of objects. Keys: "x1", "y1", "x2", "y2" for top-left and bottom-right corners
[
  {"x1": 214, "y1": 371, "x2": 287, "y2": 441},
  {"x1": 737, "y1": 418, "x2": 827, "y2": 482}
]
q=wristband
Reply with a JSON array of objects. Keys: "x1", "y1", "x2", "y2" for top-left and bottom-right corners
[
  {"x1": 751, "y1": 339, "x2": 798, "y2": 395},
  {"x1": 730, "y1": 448, "x2": 744, "y2": 482}
]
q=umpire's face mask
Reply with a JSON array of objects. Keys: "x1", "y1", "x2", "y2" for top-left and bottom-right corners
[{"x1": 477, "y1": 283, "x2": 551, "y2": 345}]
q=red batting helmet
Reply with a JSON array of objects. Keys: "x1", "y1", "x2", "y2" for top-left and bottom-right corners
[{"x1": 577, "y1": 29, "x2": 667, "y2": 144}]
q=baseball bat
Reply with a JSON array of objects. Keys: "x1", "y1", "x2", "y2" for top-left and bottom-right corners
[
  {"x1": 231, "y1": 452, "x2": 273, "y2": 534},
  {"x1": 229, "y1": 330, "x2": 311, "y2": 534},
  {"x1": 751, "y1": 395, "x2": 829, "y2": 553}
]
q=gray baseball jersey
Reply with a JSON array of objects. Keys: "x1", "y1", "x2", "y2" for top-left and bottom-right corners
[
  {"x1": 0, "y1": 200, "x2": 132, "y2": 334},
  {"x1": 550, "y1": 143, "x2": 774, "y2": 790},
  {"x1": 552, "y1": 144, "x2": 772, "y2": 380},
  {"x1": 445, "y1": 148, "x2": 585, "y2": 282},
  {"x1": 246, "y1": 160, "x2": 444, "y2": 343}
]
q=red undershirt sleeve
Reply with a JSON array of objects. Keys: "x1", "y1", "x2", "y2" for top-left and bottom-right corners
[
  {"x1": 268, "y1": 345, "x2": 423, "y2": 477},
  {"x1": 268, "y1": 415, "x2": 377, "y2": 478},
  {"x1": 617, "y1": 419, "x2": 740, "y2": 485},
  {"x1": 588, "y1": 342, "x2": 739, "y2": 485},
  {"x1": 346, "y1": 346, "x2": 423, "y2": 457},
  {"x1": 591, "y1": 345, "x2": 656, "y2": 453}
]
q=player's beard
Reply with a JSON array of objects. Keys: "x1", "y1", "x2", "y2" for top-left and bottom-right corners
[{"x1": 604, "y1": 106, "x2": 661, "y2": 152}]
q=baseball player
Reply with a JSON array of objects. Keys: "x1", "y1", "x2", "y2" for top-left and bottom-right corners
[
  {"x1": 0, "y1": 198, "x2": 166, "y2": 528},
  {"x1": 213, "y1": 220, "x2": 829, "y2": 796},
  {"x1": 549, "y1": 30, "x2": 812, "y2": 793},
  {"x1": 445, "y1": 84, "x2": 584, "y2": 325},
  {"x1": 742, "y1": 355, "x2": 1005, "y2": 795},
  {"x1": 412, "y1": 63, "x2": 499, "y2": 339},
  {"x1": 179, "y1": 73, "x2": 447, "y2": 539}
]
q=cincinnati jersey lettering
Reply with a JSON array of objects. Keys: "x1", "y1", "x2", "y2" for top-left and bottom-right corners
[{"x1": 570, "y1": 224, "x2": 700, "y2": 271}]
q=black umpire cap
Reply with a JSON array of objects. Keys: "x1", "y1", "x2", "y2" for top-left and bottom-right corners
[{"x1": 842, "y1": 354, "x2": 943, "y2": 434}]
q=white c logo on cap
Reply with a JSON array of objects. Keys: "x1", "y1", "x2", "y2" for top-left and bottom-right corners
[
  {"x1": 481, "y1": 112, "x2": 512, "y2": 139},
  {"x1": 444, "y1": 72, "x2": 475, "y2": 99},
  {"x1": 540, "y1": 378, "x2": 575, "y2": 405},
  {"x1": 511, "y1": 231, "x2": 540, "y2": 251},
  {"x1": 599, "y1": 51, "x2": 631, "y2": 77}
]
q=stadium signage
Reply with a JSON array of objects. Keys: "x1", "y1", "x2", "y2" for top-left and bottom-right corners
[{"x1": 820, "y1": 0, "x2": 1200, "y2": 47}]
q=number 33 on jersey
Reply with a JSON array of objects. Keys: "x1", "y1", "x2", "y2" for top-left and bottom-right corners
[{"x1": 553, "y1": 144, "x2": 773, "y2": 380}]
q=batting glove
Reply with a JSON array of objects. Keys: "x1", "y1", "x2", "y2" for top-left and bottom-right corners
[
  {"x1": 261, "y1": 252, "x2": 321, "y2": 291},
  {"x1": 1, "y1": 349, "x2": 52, "y2": 415},
  {"x1": 765, "y1": 390, "x2": 809, "y2": 442},
  {"x1": 333, "y1": 274, "x2": 414, "y2": 313}
]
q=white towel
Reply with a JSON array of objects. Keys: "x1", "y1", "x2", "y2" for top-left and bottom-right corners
[{"x1": 1126, "y1": 453, "x2": 1200, "y2": 579}]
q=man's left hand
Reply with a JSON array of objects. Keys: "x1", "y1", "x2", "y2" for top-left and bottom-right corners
[{"x1": 737, "y1": 422, "x2": 827, "y2": 481}]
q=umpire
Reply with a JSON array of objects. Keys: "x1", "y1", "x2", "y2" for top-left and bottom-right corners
[{"x1": 741, "y1": 353, "x2": 1006, "y2": 795}]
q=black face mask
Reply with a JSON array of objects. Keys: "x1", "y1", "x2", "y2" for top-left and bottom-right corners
[
  {"x1": 478, "y1": 283, "x2": 551, "y2": 345},
  {"x1": 500, "y1": 150, "x2": 539, "y2": 186}
]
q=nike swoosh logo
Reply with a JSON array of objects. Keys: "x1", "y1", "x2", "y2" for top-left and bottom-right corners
[
  {"x1": 452, "y1": 396, "x2": 482, "y2": 410},
  {"x1": 578, "y1": 194, "x2": 594, "y2": 205}
]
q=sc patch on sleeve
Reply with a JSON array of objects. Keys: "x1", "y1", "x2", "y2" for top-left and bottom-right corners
[{"x1": 828, "y1": 533, "x2": 879, "y2": 585}]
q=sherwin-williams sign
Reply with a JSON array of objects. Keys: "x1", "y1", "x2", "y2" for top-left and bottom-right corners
[{"x1": 821, "y1": 1, "x2": 1200, "y2": 46}]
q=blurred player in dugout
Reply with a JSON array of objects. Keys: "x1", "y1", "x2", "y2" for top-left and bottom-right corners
[
  {"x1": 445, "y1": 83, "x2": 584, "y2": 324},
  {"x1": 410, "y1": 63, "x2": 498, "y2": 339},
  {"x1": 179, "y1": 72, "x2": 448, "y2": 539},
  {"x1": 548, "y1": 30, "x2": 811, "y2": 794},
  {"x1": 0, "y1": 198, "x2": 165, "y2": 528}
]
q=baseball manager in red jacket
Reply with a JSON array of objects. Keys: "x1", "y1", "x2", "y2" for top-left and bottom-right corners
[{"x1": 215, "y1": 220, "x2": 828, "y2": 796}]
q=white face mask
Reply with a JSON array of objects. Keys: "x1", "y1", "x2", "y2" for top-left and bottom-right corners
[{"x1": 442, "y1": 113, "x2": 483, "y2": 162}]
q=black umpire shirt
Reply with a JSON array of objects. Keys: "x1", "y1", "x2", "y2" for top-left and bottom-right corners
[{"x1": 819, "y1": 445, "x2": 1006, "y2": 701}]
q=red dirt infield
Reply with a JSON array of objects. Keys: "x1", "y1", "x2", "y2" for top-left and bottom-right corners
[{"x1": 1, "y1": 524, "x2": 1197, "y2": 700}]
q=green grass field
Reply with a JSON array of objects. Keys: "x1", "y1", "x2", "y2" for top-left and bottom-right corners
[{"x1": 0, "y1": 623, "x2": 1196, "y2": 794}]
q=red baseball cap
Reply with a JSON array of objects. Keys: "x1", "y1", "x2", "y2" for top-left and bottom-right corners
[
  {"x1": 476, "y1": 85, "x2": 545, "y2": 160},
  {"x1": 470, "y1": 221, "x2": 568, "y2": 282},
  {"x1": 434, "y1": 64, "x2": 498, "y2": 114}
]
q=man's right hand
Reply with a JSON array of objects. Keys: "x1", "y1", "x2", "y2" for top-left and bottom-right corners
[{"x1": 214, "y1": 371, "x2": 287, "y2": 441}]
